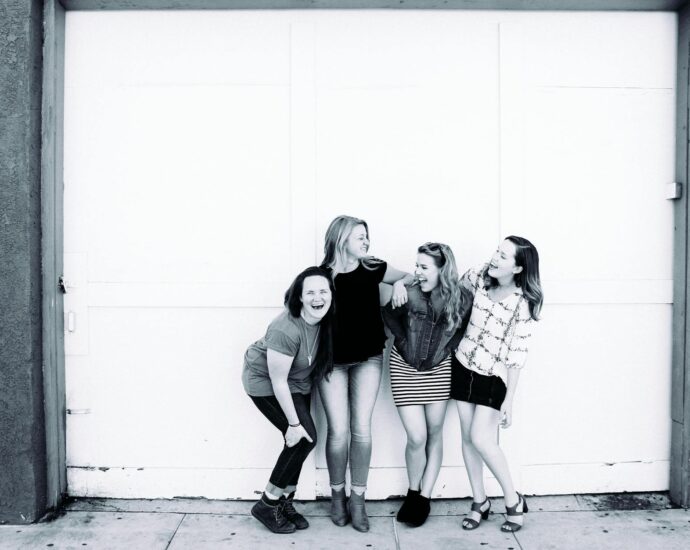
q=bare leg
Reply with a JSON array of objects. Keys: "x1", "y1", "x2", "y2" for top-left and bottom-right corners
[
  {"x1": 420, "y1": 401, "x2": 448, "y2": 497},
  {"x1": 397, "y1": 405, "x2": 428, "y2": 491},
  {"x1": 470, "y1": 405, "x2": 519, "y2": 510},
  {"x1": 456, "y1": 401, "x2": 486, "y2": 502}
]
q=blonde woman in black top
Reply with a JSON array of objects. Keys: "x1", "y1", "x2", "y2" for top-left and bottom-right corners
[{"x1": 318, "y1": 215, "x2": 414, "y2": 532}]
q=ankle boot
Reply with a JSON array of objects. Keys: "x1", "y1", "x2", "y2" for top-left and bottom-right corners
[
  {"x1": 348, "y1": 491, "x2": 370, "y2": 532},
  {"x1": 396, "y1": 489, "x2": 421, "y2": 523},
  {"x1": 407, "y1": 494, "x2": 430, "y2": 527},
  {"x1": 330, "y1": 488, "x2": 349, "y2": 526},
  {"x1": 251, "y1": 495, "x2": 296, "y2": 534},
  {"x1": 281, "y1": 493, "x2": 309, "y2": 530}
]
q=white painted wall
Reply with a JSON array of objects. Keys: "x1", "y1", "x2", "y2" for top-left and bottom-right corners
[{"x1": 63, "y1": 10, "x2": 676, "y2": 499}]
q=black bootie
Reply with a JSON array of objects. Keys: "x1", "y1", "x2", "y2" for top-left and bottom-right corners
[
  {"x1": 396, "y1": 489, "x2": 421, "y2": 523},
  {"x1": 407, "y1": 495, "x2": 431, "y2": 527}
]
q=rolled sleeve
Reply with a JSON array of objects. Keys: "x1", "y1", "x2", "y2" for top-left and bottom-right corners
[{"x1": 264, "y1": 327, "x2": 300, "y2": 357}]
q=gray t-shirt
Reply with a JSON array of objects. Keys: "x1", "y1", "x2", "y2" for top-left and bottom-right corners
[{"x1": 242, "y1": 309, "x2": 320, "y2": 397}]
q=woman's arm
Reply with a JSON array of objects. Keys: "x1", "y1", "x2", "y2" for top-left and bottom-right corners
[
  {"x1": 460, "y1": 267, "x2": 481, "y2": 296},
  {"x1": 499, "y1": 368, "x2": 521, "y2": 429},
  {"x1": 381, "y1": 298, "x2": 408, "y2": 340},
  {"x1": 500, "y1": 303, "x2": 533, "y2": 427},
  {"x1": 267, "y1": 349, "x2": 313, "y2": 447},
  {"x1": 382, "y1": 265, "x2": 415, "y2": 308}
]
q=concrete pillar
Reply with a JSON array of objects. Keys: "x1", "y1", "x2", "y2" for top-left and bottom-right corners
[
  {"x1": 671, "y1": 4, "x2": 690, "y2": 508},
  {"x1": 0, "y1": 0, "x2": 48, "y2": 524}
]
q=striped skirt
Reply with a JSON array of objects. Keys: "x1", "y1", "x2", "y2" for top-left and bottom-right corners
[{"x1": 389, "y1": 346, "x2": 452, "y2": 407}]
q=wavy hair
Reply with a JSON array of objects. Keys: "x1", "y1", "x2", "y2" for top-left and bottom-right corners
[
  {"x1": 484, "y1": 236, "x2": 543, "y2": 320},
  {"x1": 321, "y1": 215, "x2": 384, "y2": 276},
  {"x1": 417, "y1": 242, "x2": 468, "y2": 332},
  {"x1": 283, "y1": 266, "x2": 335, "y2": 379}
]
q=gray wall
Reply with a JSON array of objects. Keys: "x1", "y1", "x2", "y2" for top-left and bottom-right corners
[{"x1": 0, "y1": 0, "x2": 48, "y2": 524}]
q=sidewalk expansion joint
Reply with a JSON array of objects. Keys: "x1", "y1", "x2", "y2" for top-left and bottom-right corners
[
  {"x1": 164, "y1": 513, "x2": 186, "y2": 550},
  {"x1": 392, "y1": 516, "x2": 401, "y2": 550}
]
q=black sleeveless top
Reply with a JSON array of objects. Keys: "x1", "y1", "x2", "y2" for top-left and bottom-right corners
[{"x1": 327, "y1": 261, "x2": 387, "y2": 364}]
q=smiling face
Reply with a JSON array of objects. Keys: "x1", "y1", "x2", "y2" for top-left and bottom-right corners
[
  {"x1": 345, "y1": 224, "x2": 370, "y2": 260},
  {"x1": 300, "y1": 275, "x2": 333, "y2": 323},
  {"x1": 488, "y1": 239, "x2": 523, "y2": 281},
  {"x1": 415, "y1": 253, "x2": 440, "y2": 293}
]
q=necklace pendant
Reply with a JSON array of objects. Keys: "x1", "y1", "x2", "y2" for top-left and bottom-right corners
[{"x1": 308, "y1": 354, "x2": 312, "y2": 365}]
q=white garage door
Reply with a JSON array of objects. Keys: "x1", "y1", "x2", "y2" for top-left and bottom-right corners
[{"x1": 63, "y1": 10, "x2": 676, "y2": 499}]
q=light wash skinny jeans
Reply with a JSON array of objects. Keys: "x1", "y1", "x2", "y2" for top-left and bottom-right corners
[{"x1": 318, "y1": 354, "x2": 383, "y2": 489}]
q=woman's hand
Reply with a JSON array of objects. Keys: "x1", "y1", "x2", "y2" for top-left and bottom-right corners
[
  {"x1": 284, "y1": 424, "x2": 313, "y2": 448},
  {"x1": 499, "y1": 399, "x2": 513, "y2": 429},
  {"x1": 391, "y1": 279, "x2": 409, "y2": 308}
]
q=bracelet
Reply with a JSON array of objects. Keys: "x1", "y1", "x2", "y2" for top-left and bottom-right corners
[{"x1": 289, "y1": 422, "x2": 301, "y2": 428}]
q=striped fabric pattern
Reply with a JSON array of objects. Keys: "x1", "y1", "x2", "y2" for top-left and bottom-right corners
[{"x1": 389, "y1": 346, "x2": 451, "y2": 407}]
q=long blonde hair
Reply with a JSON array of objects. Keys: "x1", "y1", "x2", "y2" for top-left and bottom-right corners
[
  {"x1": 321, "y1": 215, "x2": 383, "y2": 275},
  {"x1": 417, "y1": 242, "x2": 467, "y2": 331}
]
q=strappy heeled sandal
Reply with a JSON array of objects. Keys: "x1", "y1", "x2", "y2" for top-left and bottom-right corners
[
  {"x1": 501, "y1": 492, "x2": 528, "y2": 532},
  {"x1": 462, "y1": 497, "x2": 491, "y2": 530}
]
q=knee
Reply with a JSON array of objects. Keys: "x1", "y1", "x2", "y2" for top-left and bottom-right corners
[
  {"x1": 460, "y1": 429, "x2": 473, "y2": 446},
  {"x1": 470, "y1": 432, "x2": 495, "y2": 455},
  {"x1": 305, "y1": 429, "x2": 317, "y2": 450},
  {"x1": 300, "y1": 435, "x2": 317, "y2": 454},
  {"x1": 406, "y1": 433, "x2": 426, "y2": 451},
  {"x1": 426, "y1": 425, "x2": 444, "y2": 443},
  {"x1": 327, "y1": 423, "x2": 348, "y2": 444},
  {"x1": 350, "y1": 422, "x2": 372, "y2": 443}
]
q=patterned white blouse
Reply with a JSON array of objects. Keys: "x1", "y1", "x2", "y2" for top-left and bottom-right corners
[{"x1": 455, "y1": 266, "x2": 534, "y2": 384}]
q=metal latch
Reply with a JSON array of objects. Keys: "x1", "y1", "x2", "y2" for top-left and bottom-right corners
[
  {"x1": 58, "y1": 276, "x2": 68, "y2": 294},
  {"x1": 665, "y1": 182, "x2": 682, "y2": 200},
  {"x1": 66, "y1": 408, "x2": 92, "y2": 415}
]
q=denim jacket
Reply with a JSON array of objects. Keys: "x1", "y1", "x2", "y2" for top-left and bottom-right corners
[{"x1": 383, "y1": 284, "x2": 473, "y2": 372}]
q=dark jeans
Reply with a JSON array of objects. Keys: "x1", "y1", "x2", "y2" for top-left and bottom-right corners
[{"x1": 250, "y1": 392, "x2": 317, "y2": 490}]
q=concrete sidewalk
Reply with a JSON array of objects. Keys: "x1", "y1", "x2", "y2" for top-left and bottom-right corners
[{"x1": 0, "y1": 493, "x2": 688, "y2": 549}]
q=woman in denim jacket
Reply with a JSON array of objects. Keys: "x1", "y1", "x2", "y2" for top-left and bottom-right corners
[{"x1": 382, "y1": 242, "x2": 472, "y2": 527}]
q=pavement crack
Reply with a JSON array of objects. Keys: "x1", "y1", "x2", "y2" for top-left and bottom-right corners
[
  {"x1": 164, "y1": 513, "x2": 186, "y2": 550},
  {"x1": 392, "y1": 516, "x2": 401, "y2": 550},
  {"x1": 512, "y1": 529, "x2": 525, "y2": 550}
]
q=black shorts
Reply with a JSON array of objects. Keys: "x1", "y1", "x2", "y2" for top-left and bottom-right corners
[{"x1": 450, "y1": 354, "x2": 507, "y2": 411}]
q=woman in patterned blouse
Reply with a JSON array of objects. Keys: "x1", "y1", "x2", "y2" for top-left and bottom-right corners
[{"x1": 450, "y1": 236, "x2": 543, "y2": 533}]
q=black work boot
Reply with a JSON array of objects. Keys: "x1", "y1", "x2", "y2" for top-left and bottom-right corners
[
  {"x1": 281, "y1": 493, "x2": 309, "y2": 530},
  {"x1": 251, "y1": 494, "x2": 296, "y2": 534}
]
